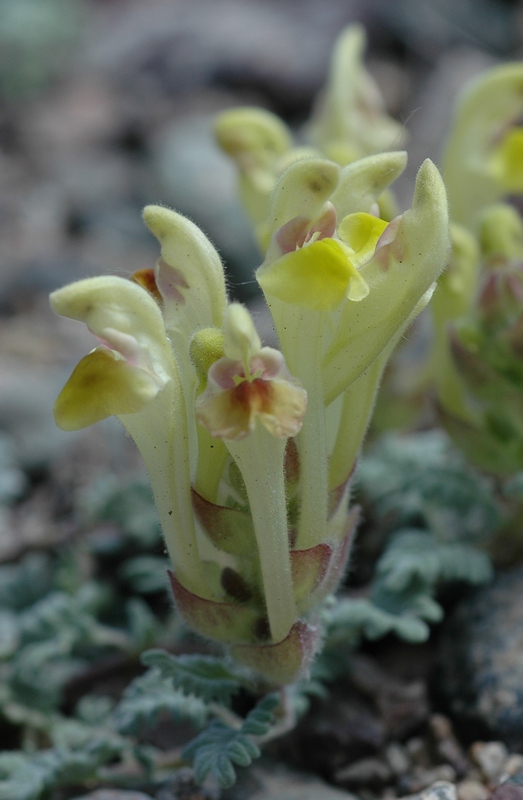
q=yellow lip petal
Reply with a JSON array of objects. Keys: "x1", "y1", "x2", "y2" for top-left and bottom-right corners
[
  {"x1": 345, "y1": 267, "x2": 370, "y2": 301},
  {"x1": 337, "y1": 211, "x2": 388, "y2": 263},
  {"x1": 490, "y1": 127, "x2": 523, "y2": 193},
  {"x1": 259, "y1": 238, "x2": 359, "y2": 311},
  {"x1": 54, "y1": 349, "x2": 160, "y2": 431}
]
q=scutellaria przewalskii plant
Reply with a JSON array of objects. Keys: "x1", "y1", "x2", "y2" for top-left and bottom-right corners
[
  {"x1": 51, "y1": 152, "x2": 449, "y2": 686},
  {"x1": 39, "y1": 18, "x2": 523, "y2": 785},
  {"x1": 46, "y1": 20, "x2": 523, "y2": 792}
]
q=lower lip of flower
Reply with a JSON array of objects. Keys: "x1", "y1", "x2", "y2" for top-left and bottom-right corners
[{"x1": 232, "y1": 376, "x2": 273, "y2": 415}]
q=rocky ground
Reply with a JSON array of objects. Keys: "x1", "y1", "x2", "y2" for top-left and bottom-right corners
[{"x1": 1, "y1": 1, "x2": 523, "y2": 799}]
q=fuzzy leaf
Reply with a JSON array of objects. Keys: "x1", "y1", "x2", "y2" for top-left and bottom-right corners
[
  {"x1": 11, "y1": 637, "x2": 87, "y2": 712},
  {"x1": 371, "y1": 581, "x2": 444, "y2": 624},
  {"x1": 324, "y1": 596, "x2": 430, "y2": 646},
  {"x1": 503, "y1": 472, "x2": 523, "y2": 497},
  {"x1": 126, "y1": 598, "x2": 161, "y2": 651},
  {"x1": 241, "y1": 693, "x2": 280, "y2": 735},
  {"x1": 141, "y1": 650, "x2": 243, "y2": 706},
  {"x1": 0, "y1": 553, "x2": 54, "y2": 611},
  {"x1": 81, "y1": 474, "x2": 162, "y2": 548},
  {"x1": 376, "y1": 529, "x2": 493, "y2": 591},
  {"x1": 114, "y1": 667, "x2": 208, "y2": 734},
  {"x1": 182, "y1": 694, "x2": 279, "y2": 788},
  {"x1": 357, "y1": 431, "x2": 501, "y2": 542},
  {"x1": 0, "y1": 737, "x2": 122, "y2": 800},
  {"x1": 0, "y1": 611, "x2": 19, "y2": 659},
  {"x1": 119, "y1": 555, "x2": 170, "y2": 593}
]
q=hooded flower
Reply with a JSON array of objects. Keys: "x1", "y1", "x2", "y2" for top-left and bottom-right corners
[
  {"x1": 214, "y1": 24, "x2": 406, "y2": 249},
  {"x1": 254, "y1": 154, "x2": 449, "y2": 558},
  {"x1": 51, "y1": 276, "x2": 172, "y2": 431},
  {"x1": 196, "y1": 305, "x2": 307, "y2": 440},
  {"x1": 443, "y1": 62, "x2": 523, "y2": 229},
  {"x1": 258, "y1": 205, "x2": 386, "y2": 311}
]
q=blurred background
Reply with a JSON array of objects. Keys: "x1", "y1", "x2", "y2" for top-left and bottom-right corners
[{"x1": 0, "y1": 0, "x2": 521, "y2": 559}]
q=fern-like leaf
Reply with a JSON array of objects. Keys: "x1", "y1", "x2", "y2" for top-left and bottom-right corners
[
  {"x1": 182, "y1": 694, "x2": 279, "y2": 788},
  {"x1": 141, "y1": 649, "x2": 243, "y2": 706},
  {"x1": 358, "y1": 431, "x2": 501, "y2": 542},
  {"x1": 114, "y1": 667, "x2": 208, "y2": 734},
  {"x1": 0, "y1": 737, "x2": 122, "y2": 800},
  {"x1": 323, "y1": 596, "x2": 430, "y2": 647},
  {"x1": 376, "y1": 529, "x2": 493, "y2": 591}
]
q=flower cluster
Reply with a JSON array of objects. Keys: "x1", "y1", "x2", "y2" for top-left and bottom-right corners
[
  {"x1": 52, "y1": 149, "x2": 448, "y2": 685},
  {"x1": 433, "y1": 204, "x2": 523, "y2": 474},
  {"x1": 214, "y1": 24, "x2": 406, "y2": 249},
  {"x1": 430, "y1": 62, "x2": 523, "y2": 474},
  {"x1": 442, "y1": 63, "x2": 523, "y2": 227}
]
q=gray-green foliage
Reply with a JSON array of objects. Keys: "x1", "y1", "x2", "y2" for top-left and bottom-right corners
[
  {"x1": 375, "y1": 529, "x2": 493, "y2": 591},
  {"x1": 141, "y1": 650, "x2": 244, "y2": 706},
  {"x1": 115, "y1": 650, "x2": 280, "y2": 788},
  {"x1": 114, "y1": 666, "x2": 209, "y2": 734},
  {"x1": 114, "y1": 647, "x2": 254, "y2": 739},
  {"x1": 323, "y1": 594, "x2": 433, "y2": 646},
  {"x1": 1, "y1": 557, "x2": 150, "y2": 714},
  {"x1": 0, "y1": 433, "x2": 505, "y2": 796},
  {"x1": 352, "y1": 430, "x2": 499, "y2": 639},
  {"x1": 183, "y1": 694, "x2": 280, "y2": 789},
  {"x1": 358, "y1": 430, "x2": 501, "y2": 542},
  {"x1": 119, "y1": 555, "x2": 171, "y2": 594},
  {"x1": 81, "y1": 475, "x2": 163, "y2": 551},
  {"x1": 0, "y1": 475, "x2": 284, "y2": 797},
  {"x1": 0, "y1": 743, "x2": 121, "y2": 800}
]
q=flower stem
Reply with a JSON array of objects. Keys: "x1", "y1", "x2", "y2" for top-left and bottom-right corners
[
  {"x1": 328, "y1": 354, "x2": 385, "y2": 491},
  {"x1": 292, "y1": 311, "x2": 329, "y2": 550},
  {"x1": 120, "y1": 383, "x2": 209, "y2": 598},
  {"x1": 226, "y1": 427, "x2": 297, "y2": 643}
]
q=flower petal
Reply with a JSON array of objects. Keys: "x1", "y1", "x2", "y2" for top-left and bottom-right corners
[
  {"x1": 490, "y1": 127, "x2": 523, "y2": 193},
  {"x1": 265, "y1": 158, "x2": 340, "y2": 247},
  {"x1": 337, "y1": 211, "x2": 388, "y2": 264},
  {"x1": 258, "y1": 378, "x2": 307, "y2": 437},
  {"x1": 196, "y1": 375, "x2": 306, "y2": 440},
  {"x1": 259, "y1": 238, "x2": 360, "y2": 311},
  {"x1": 330, "y1": 151, "x2": 407, "y2": 218},
  {"x1": 223, "y1": 303, "x2": 262, "y2": 365},
  {"x1": 142, "y1": 205, "x2": 227, "y2": 332},
  {"x1": 322, "y1": 159, "x2": 449, "y2": 402},
  {"x1": 196, "y1": 383, "x2": 254, "y2": 440},
  {"x1": 54, "y1": 349, "x2": 160, "y2": 431},
  {"x1": 308, "y1": 24, "x2": 408, "y2": 160}
]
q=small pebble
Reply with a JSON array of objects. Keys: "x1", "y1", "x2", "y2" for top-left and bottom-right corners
[
  {"x1": 470, "y1": 741, "x2": 509, "y2": 782},
  {"x1": 335, "y1": 756, "x2": 392, "y2": 786},
  {"x1": 429, "y1": 714, "x2": 470, "y2": 777},
  {"x1": 406, "y1": 738, "x2": 432, "y2": 768},
  {"x1": 504, "y1": 756, "x2": 523, "y2": 779},
  {"x1": 491, "y1": 781, "x2": 523, "y2": 800},
  {"x1": 399, "y1": 780, "x2": 458, "y2": 800},
  {"x1": 456, "y1": 778, "x2": 490, "y2": 800},
  {"x1": 385, "y1": 742, "x2": 411, "y2": 776},
  {"x1": 430, "y1": 715, "x2": 453, "y2": 739},
  {"x1": 400, "y1": 767, "x2": 457, "y2": 795}
]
